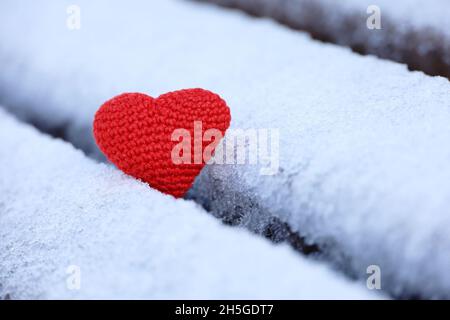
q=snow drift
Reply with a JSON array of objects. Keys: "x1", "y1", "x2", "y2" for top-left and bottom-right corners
[
  {"x1": 198, "y1": 0, "x2": 450, "y2": 79},
  {"x1": 0, "y1": 108, "x2": 374, "y2": 299}
]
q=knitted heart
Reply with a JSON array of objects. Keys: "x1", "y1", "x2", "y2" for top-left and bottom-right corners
[{"x1": 94, "y1": 89, "x2": 231, "y2": 198}]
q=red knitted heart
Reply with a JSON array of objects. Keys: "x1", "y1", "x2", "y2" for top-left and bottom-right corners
[{"x1": 93, "y1": 89, "x2": 231, "y2": 198}]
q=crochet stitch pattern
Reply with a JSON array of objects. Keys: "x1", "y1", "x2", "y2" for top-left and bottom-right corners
[{"x1": 93, "y1": 89, "x2": 231, "y2": 198}]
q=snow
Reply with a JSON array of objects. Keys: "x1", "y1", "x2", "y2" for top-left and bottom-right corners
[
  {"x1": 342, "y1": 0, "x2": 450, "y2": 32},
  {"x1": 0, "y1": 108, "x2": 376, "y2": 299},
  {"x1": 0, "y1": 0, "x2": 449, "y2": 298},
  {"x1": 200, "y1": 0, "x2": 450, "y2": 78},
  {"x1": 203, "y1": 0, "x2": 450, "y2": 34}
]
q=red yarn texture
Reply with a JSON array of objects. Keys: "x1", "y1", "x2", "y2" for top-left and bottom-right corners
[{"x1": 93, "y1": 89, "x2": 231, "y2": 198}]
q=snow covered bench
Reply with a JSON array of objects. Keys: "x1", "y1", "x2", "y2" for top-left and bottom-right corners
[
  {"x1": 0, "y1": 108, "x2": 374, "y2": 299},
  {"x1": 199, "y1": 0, "x2": 450, "y2": 79},
  {"x1": 0, "y1": 0, "x2": 449, "y2": 298}
]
